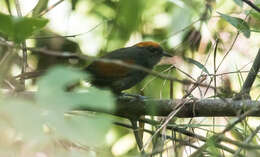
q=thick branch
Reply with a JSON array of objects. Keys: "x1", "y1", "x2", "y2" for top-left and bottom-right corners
[
  {"x1": 6, "y1": 92, "x2": 260, "y2": 118},
  {"x1": 76, "y1": 97, "x2": 260, "y2": 118}
]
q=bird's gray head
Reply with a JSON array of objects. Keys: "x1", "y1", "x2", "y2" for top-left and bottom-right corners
[{"x1": 134, "y1": 41, "x2": 172, "y2": 67}]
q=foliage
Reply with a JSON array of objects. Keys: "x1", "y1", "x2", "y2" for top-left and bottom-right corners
[
  {"x1": 218, "y1": 12, "x2": 250, "y2": 38},
  {"x1": 0, "y1": 12, "x2": 48, "y2": 43},
  {"x1": 0, "y1": 0, "x2": 259, "y2": 156},
  {"x1": 0, "y1": 66, "x2": 115, "y2": 155}
]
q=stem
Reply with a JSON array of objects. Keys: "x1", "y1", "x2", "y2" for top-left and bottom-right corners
[{"x1": 15, "y1": 0, "x2": 28, "y2": 89}]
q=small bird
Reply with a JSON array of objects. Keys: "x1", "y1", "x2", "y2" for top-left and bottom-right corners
[{"x1": 85, "y1": 41, "x2": 172, "y2": 94}]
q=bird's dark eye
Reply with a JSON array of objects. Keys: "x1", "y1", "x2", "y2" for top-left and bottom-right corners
[{"x1": 149, "y1": 46, "x2": 158, "y2": 53}]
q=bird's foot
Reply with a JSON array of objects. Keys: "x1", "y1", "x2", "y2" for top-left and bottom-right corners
[{"x1": 118, "y1": 93, "x2": 148, "y2": 101}]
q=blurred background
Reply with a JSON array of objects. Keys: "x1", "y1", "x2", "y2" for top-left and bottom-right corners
[{"x1": 0, "y1": 0, "x2": 260, "y2": 156}]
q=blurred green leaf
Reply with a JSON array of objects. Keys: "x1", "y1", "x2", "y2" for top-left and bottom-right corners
[
  {"x1": 32, "y1": 0, "x2": 49, "y2": 16},
  {"x1": 250, "y1": 7, "x2": 260, "y2": 20},
  {"x1": 71, "y1": 0, "x2": 79, "y2": 10},
  {"x1": 0, "y1": 12, "x2": 48, "y2": 43},
  {"x1": 230, "y1": 127, "x2": 245, "y2": 141},
  {"x1": 218, "y1": 12, "x2": 250, "y2": 38},
  {"x1": 36, "y1": 66, "x2": 115, "y2": 145},
  {"x1": 233, "y1": 0, "x2": 243, "y2": 7},
  {"x1": 106, "y1": 0, "x2": 145, "y2": 50},
  {"x1": 0, "y1": 99, "x2": 46, "y2": 140},
  {"x1": 4, "y1": 0, "x2": 12, "y2": 15},
  {"x1": 0, "y1": 66, "x2": 115, "y2": 145},
  {"x1": 207, "y1": 136, "x2": 221, "y2": 157},
  {"x1": 55, "y1": 149, "x2": 95, "y2": 157},
  {"x1": 36, "y1": 66, "x2": 88, "y2": 111},
  {"x1": 249, "y1": 7, "x2": 260, "y2": 32},
  {"x1": 185, "y1": 58, "x2": 209, "y2": 74},
  {"x1": 250, "y1": 11, "x2": 260, "y2": 21}
]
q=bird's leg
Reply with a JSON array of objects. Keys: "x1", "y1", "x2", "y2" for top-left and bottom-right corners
[{"x1": 130, "y1": 119, "x2": 145, "y2": 154}]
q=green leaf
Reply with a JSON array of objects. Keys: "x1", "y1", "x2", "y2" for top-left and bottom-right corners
[
  {"x1": 218, "y1": 12, "x2": 250, "y2": 38},
  {"x1": 0, "y1": 99, "x2": 46, "y2": 140},
  {"x1": 36, "y1": 66, "x2": 88, "y2": 111},
  {"x1": 207, "y1": 136, "x2": 221, "y2": 157},
  {"x1": 71, "y1": 0, "x2": 79, "y2": 10},
  {"x1": 32, "y1": 0, "x2": 49, "y2": 17},
  {"x1": 36, "y1": 66, "x2": 115, "y2": 145},
  {"x1": 0, "y1": 66, "x2": 115, "y2": 146},
  {"x1": 233, "y1": 0, "x2": 243, "y2": 7},
  {"x1": 0, "y1": 12, "x2": 48, "y2": 43},
  {"x1": 249, "y1": 5, "x2": 260, "y2": 23},
  {"x1": 185, "y1": 58, "x2": 209, "y2": 74},
  {"x1": 250, "y1": 10, "x2": 260, "y2": 20}
]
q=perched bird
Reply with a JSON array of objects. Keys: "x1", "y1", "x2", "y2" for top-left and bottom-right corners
[{"x1": 85, "y1": 41, "x2": 172, "y2": 94}]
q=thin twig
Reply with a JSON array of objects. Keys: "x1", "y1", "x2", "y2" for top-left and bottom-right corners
[
  {"x1": 213, "y1": 38, "x2": 219, "y2": 133},
  {"x1": 190, "y1": 106, "x2": 260, "y2": 156},
  {"x1": 139, "y1": 118, "x2": 248, "y2": 156},
  {"x1": 141, "y1": 75, "x2": 207, "y2": 151},
  {"x1": 174, "y1": 66, "x2": 196, "y2": 81},
  {"x1": 31, "y1": 20, "x2": 108, "y2": 39},
  {"x1": 213, "y1": 39, "x2": 219, "y2": 96},
  {"x1": 242, "y1": 0, "x2": 260, "y2": 13},
  {"x1": 0, "y1": 39, "x2": 216, "y2": 89},
  {"x1": 234, "y1": 48, "x2": 260, "y2": 99},
  {"x1": 160, "y1": 18, "x2": 201, "y2": 44},
  {"x1": 233, "y1": 124, "x2": 260, "y2": 157},
  {"x1": 113, "y1": 121, "x2": 201, "y2": 152},
  {"x1": 216, "y1": 32, "x2": 239, "y2": 72},
  {"x1": 38, "y1": 0, "x2": 64, "y2": 16},
  {"x1": 15, "y1": 0, "x2": 28, "y2": 88}
]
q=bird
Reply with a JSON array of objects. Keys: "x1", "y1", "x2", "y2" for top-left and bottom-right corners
[
  {"x1": 85, "y1": 41, "x2": 172, "y2": 94},
  {"x1": 86, "y1": 41, "x2": 172, "y2": 152}
]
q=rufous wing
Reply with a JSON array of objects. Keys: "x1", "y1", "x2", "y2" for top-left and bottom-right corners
[{"x1": 86, "y1": 59, "x2": 135, "y2": 79}]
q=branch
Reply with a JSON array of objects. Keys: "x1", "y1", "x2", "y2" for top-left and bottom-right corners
[
  {"x1": 234, "y1": 48, "x2": 260, "y2": 99},
  {"x1": 233, "y1": 124, "x2": 260, "y2": 156},
  {"x1": 38, "y1": 0, "x2": 64, "y2": 16},
  {"x1": 113, "y1": 121, "x2": 238, "y2": 157},
  {"x1": 242, "y1": 0, "x2": 260, "y2": 13},
  {"x1": 4, "y1": 91, "x2": 260, "y2": 118},
  {"x1": 0, "y1": 38, "x2": 215, "y2": 89},
  {"x1": 109, "y1": 97, "x2": 260, "y2": 118}
]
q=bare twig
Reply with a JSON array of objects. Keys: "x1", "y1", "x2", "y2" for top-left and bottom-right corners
[
  {"x1": 233, "y1": 124, "x2": 260, "y2": 157},
  {"x1": 15, "y1": 0, "x2": 28, "y2": 88},
  {"x1": 174, "y1": 66, "x2": 196, "y2": 81},
  {"x1": 213, "y1": 39, "x2": 219, "y2": 96},
  {"x1": 141, "y1": 75, "x2": 207, "y2": 151},
  {"x1": 140, "y1": 118, "x2": 260, "y2": 150},
  {"x1": 113, "y1": 121, "x2": 201, "y2": 151},
  {"x1": 160, "y1": 18, "x2": 201, "y2": 44},
  {"x1": 38, "y1": 0, "x2": 64, "y2": 16},
  {"x1": 0, "y1": 39, "x2": 216, "y2": 89},
  {"x1": 242, "y1": 0, "x2": 260, "y2": 13},
  {"x1": 234, "y1": 49, "x2": 260, "y2": 99},
  {"x1": 190, "y1": 106, "x2": 260, "y2": 157},
  {"x1": 216, "y1": 32, "x2": 239, "y2": 72},
  {"x1": 31, "y1": 20, "x2": 108, "y2": 39}
]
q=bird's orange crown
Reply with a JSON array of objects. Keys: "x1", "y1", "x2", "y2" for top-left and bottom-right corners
[{"x1": 135, "y1": 41, "x2": 160, "y2": 48}]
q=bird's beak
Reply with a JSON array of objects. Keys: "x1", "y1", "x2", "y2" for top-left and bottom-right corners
[{"x1": 162, "y1": 51, "x2": 172, "y2": 57}]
